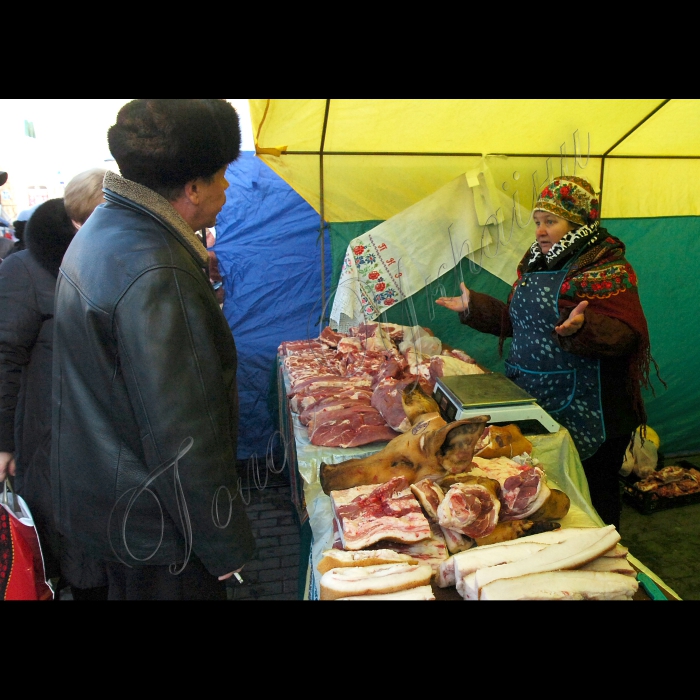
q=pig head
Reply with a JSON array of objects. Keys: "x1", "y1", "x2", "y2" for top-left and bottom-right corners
[{"x1": 320, "y1": 413, "x2": 490, "y2": 495}]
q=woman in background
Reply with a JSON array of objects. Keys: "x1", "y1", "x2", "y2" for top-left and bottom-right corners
[{"x1": 0, "y1": 169, "x2": 107, "y2": 600}]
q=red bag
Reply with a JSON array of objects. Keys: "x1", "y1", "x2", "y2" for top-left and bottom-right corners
[{"x1": 0, "y1": 479, "x2": 54, "y2": 601}]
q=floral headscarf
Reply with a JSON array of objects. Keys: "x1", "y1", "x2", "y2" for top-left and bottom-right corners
[{"x1": 534, "y1": 175, "x2": 599, "y2": 227}]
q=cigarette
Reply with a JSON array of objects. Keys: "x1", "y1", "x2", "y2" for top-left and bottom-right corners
[{"x1": 234, "y1": 572, "x2": 244, "y2": 584}]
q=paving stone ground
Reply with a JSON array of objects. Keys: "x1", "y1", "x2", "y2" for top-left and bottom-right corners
[
  {"x1": 226, "y1": 473, "x2": 302, "y2": 601},
  {"x1": 57, "y1": 470, "x2": 301, "y2": 601}
]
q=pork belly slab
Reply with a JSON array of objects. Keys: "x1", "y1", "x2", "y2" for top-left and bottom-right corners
[
  {"x1": 317, "y1": 548, "x2": 419, "y2": 576},
  {"x1": 449, "y1": 540, "x2": 550, "y2": 592},
  {"x1": 331, "y1": 477, "x2": 432, "y2": 551},
  {"x1": 320, "y1": 563, "x2": 433, "y2": 600},
  {"x1": 460, "y1": 525, "x2": 621, "y2": 600},
  {"x1": 336, "y1": 585, "x2": 435, "y2": 600},
  {"x1": 438, "y1": 528, "x2": 624, "y2": 591},
  {"x1": 579, "y1": 556, "x2": 636, "y2": 576},
  {"x1": 437, "y1": 526, "x2": 615, "y2": 590},
  {"x1": 479, "y1": 570, "x2": 638, "y2": 600},
  {"x1": 369, "y1": 522, "x2": 449, "y2": 578}
]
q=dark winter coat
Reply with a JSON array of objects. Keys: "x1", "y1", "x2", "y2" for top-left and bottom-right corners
[
  {"x1": 0, "y1": 236, "x2": 15, "y2": 260},
  {"x1": 0, "y1": 199, "x2": 106, "y2": 587},
  {"x1": 51, "y1": 173, "x2": 256, "y2": 576}
]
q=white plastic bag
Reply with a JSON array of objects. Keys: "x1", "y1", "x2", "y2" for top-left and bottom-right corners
[{"x1": 620, "y1": 427, "x2": 659, "y2": 479}]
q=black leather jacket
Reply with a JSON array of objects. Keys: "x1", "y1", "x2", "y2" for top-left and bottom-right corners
[{"x1": 51, "y1": 173, "x2": 255, "y2": 576}]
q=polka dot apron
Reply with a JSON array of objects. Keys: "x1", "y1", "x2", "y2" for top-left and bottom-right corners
[{"x1": 504, "y1": 260, "x2": 605, "y2": 460}]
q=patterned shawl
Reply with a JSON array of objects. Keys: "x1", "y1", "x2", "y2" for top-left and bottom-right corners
[{"x1": 501, "y1": 227, "x2": 664, "y2": 427}]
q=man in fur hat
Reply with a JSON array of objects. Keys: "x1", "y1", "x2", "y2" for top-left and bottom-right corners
[{"x1": 51, "y1": 100, "x2": 255, "y2": 600}]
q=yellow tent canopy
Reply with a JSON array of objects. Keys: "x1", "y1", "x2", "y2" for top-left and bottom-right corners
[
  {"x1": 251, "y1": 99, "x2": 700, "y2": 222},
  {"x1": 250, "y1": 99, "x2": 700, "y2": 454}
]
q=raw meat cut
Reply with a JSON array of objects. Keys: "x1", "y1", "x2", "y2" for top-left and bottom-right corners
[
  {"x1": 330, "y1": 477, "x2": 432, "y2": 551},
  {"x1": 371, "y1": 376, "x2": 432, "y2": 433},
  {"x1": 299, "y1": 390, "x2": 374, "y2": 426},
  {"x1": 308, "y1": 405, "x2": 385, "y2": 433},
  {"x1": 336, "y1": 337, "x2": 363, "y2": 354},
  {"x1": 290, "y1": 386, "x2": 354, "y2": 414},
  {"x1": 410, "y1": 478, "x2": 444, "y2": 521},
  {"x1": 470, "y1": 456, "x2": 550, "y2": 520},
  {"x1": 440, "y1": 526, "x2": 474, "y2": 555},
  {"x1": 437, "y1": 478, "x2": 501, "y2": 539},
  {"x1": 309, "y1": 408, "x2": 400, "y2": 448},
  {"x1": 429, "y1": 354, "x2": 485, "y2": 387},
  {"x1": 343, "y1": 350, "x2": 396, "y2": 382},
  {"x1": 442, "y1": 348, "x2": 477, "y2": 364},
  {"x1": 319, "y1": 326, "x2": 346, "y2": 348},
  {"x1": 399, "y1": 326, "x2": 442, "y2": 357},
  {"x1": 290, "y1": 374, "x2": 370, "y2": 395},
  {"x1": 279, "y1": 339, "x2": 324, "y2": 355},
  {"x1": 369, "y1": 522, "x2": 449, "y2": 578}
]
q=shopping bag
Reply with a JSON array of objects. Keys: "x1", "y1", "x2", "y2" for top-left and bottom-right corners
[
  {"x1": 620, "y1": 426, "x2": 660, "y2": 479},
  {"x1": 0, "y1": 478, "x2": 54, "y2": 601}
]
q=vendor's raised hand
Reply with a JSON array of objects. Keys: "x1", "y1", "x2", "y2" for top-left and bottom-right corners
[
  {"x1": 436, "y1": 282, "x2": 471, "y2": 313},
  {"x1": 555, "y1": 301, "x2": 588, "y2": 336},
  {"x1": 0, "y1": 452, "x2": 16, "y2": 482}
]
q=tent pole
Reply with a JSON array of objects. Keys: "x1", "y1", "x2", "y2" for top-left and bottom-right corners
[
  {"x1": 318, "y1": 99, "x2": 331, "y2": 331},
  {"x1": 599, "y1": 99, "x2": 671, "y2": 216},
  {"x1": 282, "y1": 151, "x2": 700, "y2": 159}
]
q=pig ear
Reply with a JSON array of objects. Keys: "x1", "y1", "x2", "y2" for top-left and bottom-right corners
[{"x1": 423, "y1": 415, "x2": 490, "y2": 456}]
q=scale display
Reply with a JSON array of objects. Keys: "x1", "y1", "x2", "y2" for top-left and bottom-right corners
[{"x1": 433, "y1": 373, "x2": 560, "y2": 433}]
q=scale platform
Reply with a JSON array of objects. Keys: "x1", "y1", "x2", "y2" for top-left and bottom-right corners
[{"x1": 433, "y1": 373, "x2": 560, "y2": 433}]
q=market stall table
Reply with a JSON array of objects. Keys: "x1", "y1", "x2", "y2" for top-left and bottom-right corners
[{"x1": 277, "y1": 355, "x2": 681, "y2": 601}]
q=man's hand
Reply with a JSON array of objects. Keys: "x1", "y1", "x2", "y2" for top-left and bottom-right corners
[
  {"x1": 0, "y1": 452, "x2": 16, "y2": 482},
  {"x1": 218, "y1": 565, "x2": 244, "y2": 582},
  {"x1": 555, "y1": 301, "x2": 588, "y2": 336},
  {"x1": 435, "y1": 282, "x2": 471, "y2": 313}
]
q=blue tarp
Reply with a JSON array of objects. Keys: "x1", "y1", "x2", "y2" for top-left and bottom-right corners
[{"x1": 215, "y1": 152, "x2": 332, "y2": 460}]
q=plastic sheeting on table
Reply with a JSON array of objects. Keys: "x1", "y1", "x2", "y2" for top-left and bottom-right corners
[
  {"x1": 281, "y1": 365, "x2": 681, "y2": 601},
  {"x1": 296, "y1": 424, "x2": 602, "y2": 600}
]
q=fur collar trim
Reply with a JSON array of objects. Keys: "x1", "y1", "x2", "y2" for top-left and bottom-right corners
[{"x1": 103, "y1": 171, "x2": 209, "y2": 267}]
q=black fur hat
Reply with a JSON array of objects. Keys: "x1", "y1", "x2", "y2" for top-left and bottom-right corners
[
  {"x1": 107, "y1": 99, "x2": 241, "y2": 193},
  {"x1": 24, "y1": 198, "x2": 77, "y2": 277}
]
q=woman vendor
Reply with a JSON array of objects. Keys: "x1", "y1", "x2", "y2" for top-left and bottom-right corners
[{"x1": 436, "y1": 175, "x2": 662, "y2": 531}]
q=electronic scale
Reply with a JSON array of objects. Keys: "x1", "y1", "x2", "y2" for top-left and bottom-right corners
[{"x1": 433, "y1": 373, "x2": 560, "y2": 433}]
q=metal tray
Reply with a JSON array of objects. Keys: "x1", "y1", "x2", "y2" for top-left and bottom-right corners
[{"x1": 620, "y1": 460, "x2": 700, "y2": 515}]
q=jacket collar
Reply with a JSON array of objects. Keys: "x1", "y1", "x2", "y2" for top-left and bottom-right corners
[{"x1": 103, "y1": 171, "x2": 209, "y2": 267}]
